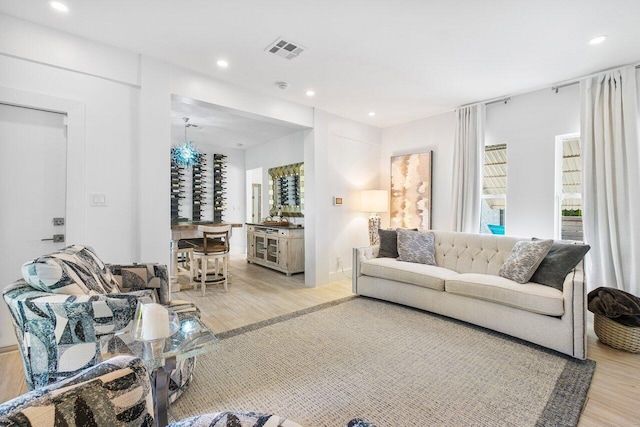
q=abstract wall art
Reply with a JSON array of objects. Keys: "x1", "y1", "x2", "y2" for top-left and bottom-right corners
[{"x1": 390, "y1": 151, "x2": 433, "y2": 229}]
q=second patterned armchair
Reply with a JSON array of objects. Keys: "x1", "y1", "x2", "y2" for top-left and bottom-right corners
[
  {"x1": 2, "y1": 245, "x2": 198, "y2": 402},
  {"x1": 0, "y1": 355, "x2": 303, "y2": 427}
]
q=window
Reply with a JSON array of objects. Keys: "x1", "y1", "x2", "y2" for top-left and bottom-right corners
[
  {"x1": 556, "y1": 134, "x2": 582, "y2": 241},
  {"x1": 481, "y1": 143, "x2": 507, "y2": 234}
]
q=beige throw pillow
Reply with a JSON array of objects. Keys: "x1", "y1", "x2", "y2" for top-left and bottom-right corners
[{"x1": 499, "y1": 239, "x2": 553, "y2": 284}]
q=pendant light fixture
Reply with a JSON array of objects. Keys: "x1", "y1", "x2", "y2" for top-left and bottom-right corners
[{"x1": 171, "y1": 117, "x2": 202, "y2": 168}]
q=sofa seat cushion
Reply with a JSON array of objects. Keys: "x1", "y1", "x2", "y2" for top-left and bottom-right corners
[
  {"x1": 360, "y1": 258, "x2": 458, "y2": 291},
  {"x1": 445, "y1": 273, "x2": 564, "y2": 316}
]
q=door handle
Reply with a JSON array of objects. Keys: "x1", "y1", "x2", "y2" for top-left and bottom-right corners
[{"x1": 42, "y1": 234, "x2": 65, "y2": 243}]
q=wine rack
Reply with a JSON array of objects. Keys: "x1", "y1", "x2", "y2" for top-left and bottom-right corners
[
  {"x1": 170, "y1": 160, "x2": 184, "y2": 221},
  {"x1": 276, "y1": 174, "x2": 300, "y2": 207},
  {"x1": 192, "y1": 154, "x2": 206, "y2": 221},
  {"x1": 171, "y1": 153, "x2": 227, "y2": 223},
  {"x1": 213, "y1": 154, "x2": 227, "y2": 223}
]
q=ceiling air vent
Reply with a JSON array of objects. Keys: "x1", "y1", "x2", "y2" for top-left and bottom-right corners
[{"x1": 265, "y1": 37, "x2": 306, "y2": 60}]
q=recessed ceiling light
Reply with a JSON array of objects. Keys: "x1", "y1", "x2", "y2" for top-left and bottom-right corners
[
  {"x1": 368, "y1": 112, "x2": 376, "y2": 117},
  {"x1": 50, "y1": 1, "x2": 69, "y2": 12},
  {"x1": 216, "y1": 59, "x2": 229, "y2": 68},
  {"x1": 305, "y1": 90, "x2": 315, "y2": 97},
  {"x1": 589, "y1": 35, "x2": 607, "y2": 45}
]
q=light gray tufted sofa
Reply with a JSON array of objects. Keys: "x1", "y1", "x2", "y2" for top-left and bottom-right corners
[{"x1": 353, "y1": 231, "x2": 586, "y2": 359}]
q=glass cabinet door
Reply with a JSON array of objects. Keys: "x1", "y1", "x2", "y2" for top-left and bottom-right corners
[
  {"x1": 266, "y1": 237, "x2": 279, "y2": 264},
  {"x1": 254, "y1": 235, "x2": 266, "y2": 260}
]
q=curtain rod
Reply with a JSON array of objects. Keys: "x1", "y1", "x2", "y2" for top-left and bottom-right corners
[
  {"x1": 485, "y1": 97, "x2": 511, "y2": 106},
  {"x1": 459, "y1": 62, "x2": 640, "y2": 109}
]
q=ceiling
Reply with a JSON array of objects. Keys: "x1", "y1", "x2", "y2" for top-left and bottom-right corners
[
  {"x1": 2, "y1": 0, "x2": 640, "y2": 127},
  {"x1": 171, "y1": 97, "x2": 308, "y2": 150}
]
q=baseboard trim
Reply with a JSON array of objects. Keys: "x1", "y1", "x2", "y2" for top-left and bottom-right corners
[
  {"x1": 0, "y1": 344, "x2": 18, "y2": 354},
  {"x1": 328, "y1": 267, "x2": 352, "y2": 283}
]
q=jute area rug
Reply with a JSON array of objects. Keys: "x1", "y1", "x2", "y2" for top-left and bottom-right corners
[{"x1": 172, "y1": 297, "x2": 595, "y2": 427}]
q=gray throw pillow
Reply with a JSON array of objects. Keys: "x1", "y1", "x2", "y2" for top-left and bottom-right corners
[
  {"x1": 377, "y1": 229, "x2": 400, "y2": 258},
  {"x1": 499, "y1": 239, "x2": 553, "y2": 284},
  {"x1": 530, "y1": 240, "x2": 590, "y2": 291},
  {"x1": 397, "y1": 229, "x2": 436, "y2": 265}
]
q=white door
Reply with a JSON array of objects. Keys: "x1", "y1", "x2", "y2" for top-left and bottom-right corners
[{"x1": 0, "y1": 104, "x2": 67, "y2": 347}]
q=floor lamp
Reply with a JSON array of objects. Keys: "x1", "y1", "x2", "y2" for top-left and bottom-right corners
[{"x1": 361, "y1": 190, "x2": 389, "y2": 245}]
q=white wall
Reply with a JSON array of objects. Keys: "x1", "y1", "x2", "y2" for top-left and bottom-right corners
[
  {"x1": 485, "y1": 85, "x2": 580, "y2": 238},
  {"x1": 381, "y1": 112, "x2": 457, "y2": 231},
  {"x1": 139, "y1": 57, "x2": 172, "y2": 265},
  {"x1": 306, "y1": 110, "x2": 381, "y2": 286},
  {"x1": 0, "y1": 14, "x2": 139, "y2": 86},
  {"x1": 324, "y1": 112, "x2": 382, "y2": 282}
]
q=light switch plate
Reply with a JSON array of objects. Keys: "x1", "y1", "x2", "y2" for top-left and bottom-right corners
[{"x1": 90, "y1": 193, "x2": 107, "y2": 207}]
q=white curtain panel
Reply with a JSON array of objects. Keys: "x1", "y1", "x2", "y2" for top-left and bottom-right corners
[
  {"x1": 451, "y1": 104, "x2": 484, "y2": 233},
  {"x1": 581, "y1": 66, "x2": 640, "y2": 295}
]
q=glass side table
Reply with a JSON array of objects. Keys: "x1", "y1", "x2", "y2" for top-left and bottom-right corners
[{"x1": 99, "y1": 316, "x2": 220, "y2": 427}]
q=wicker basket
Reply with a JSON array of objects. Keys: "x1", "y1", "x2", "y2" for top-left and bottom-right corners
[{"x1": 593, "y1": 313, "x2": 640, "y2": 353}]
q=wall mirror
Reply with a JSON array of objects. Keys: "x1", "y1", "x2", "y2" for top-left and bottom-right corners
[{"x1": 269, "y1": 162, "x2": 304, "y2": 217}]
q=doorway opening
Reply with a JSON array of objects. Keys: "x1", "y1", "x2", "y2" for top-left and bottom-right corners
[{"x1": 246, "y1": 168, "x2": 263, "y2": 223}]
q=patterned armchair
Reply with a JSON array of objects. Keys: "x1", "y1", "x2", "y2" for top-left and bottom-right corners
[
  {"x1": 0, "y1": 356, "x2": 154, "y2": 426},
  {"x1": 2, "y1": 245, "x2": 198, "y2": 402},
  {"x1": 0, "y1": 355, "x2": 302, "y2": 427}
]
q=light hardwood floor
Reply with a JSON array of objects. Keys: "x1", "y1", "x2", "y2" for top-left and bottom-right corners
[{"x1": 1, "y1": 256, "x2": 638, "y2": 426}]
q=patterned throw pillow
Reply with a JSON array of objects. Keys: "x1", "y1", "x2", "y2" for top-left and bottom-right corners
[
  {"x1": 397, "y1": 229, "x2": 436, "y2": 265},
  {"x1": 499, "y1": 239, "x2": 554, "y2": 284},
  {"x1": 21, "y1": 245, "x2": 120, "y2": 295},
  {"x1": 70, "y1": 245, "x2": 121, "y2": 293}
]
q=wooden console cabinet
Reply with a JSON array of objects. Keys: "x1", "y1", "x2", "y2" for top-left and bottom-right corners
[{"x1": 246, "y1": 224, "x2": 304, "y2": 276}]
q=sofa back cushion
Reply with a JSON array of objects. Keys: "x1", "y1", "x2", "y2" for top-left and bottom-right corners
[
  {"x1": 433, "y1": 231, "x2": 525, "y2": 275},
  {"x1": 21, "y1": 245, "x2": 120, "y2": 295}
]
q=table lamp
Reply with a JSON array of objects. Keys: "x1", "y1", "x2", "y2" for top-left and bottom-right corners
[{"x1": 361, "y1": 189, "x2": 389, "y2": 245}]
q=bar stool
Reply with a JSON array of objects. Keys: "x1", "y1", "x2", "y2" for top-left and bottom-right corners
[
  {"x1": 176, "y1": 239, "x2": 200, "y2": 282},
  {"x1": 191, "y1": 225, "x2": 231, "y2": 296}
]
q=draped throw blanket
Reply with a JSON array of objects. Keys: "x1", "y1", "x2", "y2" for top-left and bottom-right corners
[
  {"x1": 581, "y1": 66, "x2": 640, "y2": 295},
  {"x1": 451, "y1": 104, "x2": 484, "y2": 233},
  {"x1": 588, "y1": 287, "x2": 640, "y2": 327}
]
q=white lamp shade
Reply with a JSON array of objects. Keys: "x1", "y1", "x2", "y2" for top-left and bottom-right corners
[{"x1": 361, "y1": 190, "x2": 389, "y2": 213}]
